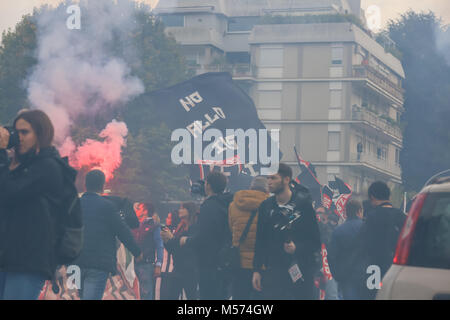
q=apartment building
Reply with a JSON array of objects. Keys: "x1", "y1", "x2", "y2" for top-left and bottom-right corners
[{"x1": 155, "y1": 0, "x2": 405, "y2": 198}]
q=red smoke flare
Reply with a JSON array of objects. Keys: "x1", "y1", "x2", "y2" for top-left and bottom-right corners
[
  {"x1": 63, "y1": 120, "x2": 128, "y2": 182},
  {"x1": 134, "y1": 202, "x2": 149, "y2": 223}
]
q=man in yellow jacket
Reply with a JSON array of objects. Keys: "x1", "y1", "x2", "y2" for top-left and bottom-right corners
[{"x1": 228, "y1": 176, "x2": 270, "y2": 300}]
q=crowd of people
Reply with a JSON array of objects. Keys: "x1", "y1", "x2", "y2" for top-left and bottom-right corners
[{"x1": 0, "y1": 109, "x2": 406, "y2": 300}]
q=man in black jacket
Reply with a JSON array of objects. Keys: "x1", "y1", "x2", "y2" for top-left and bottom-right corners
[
  {"x1": 74, "y1": 170, "x2": 142, "y2": 300},
  {"x1": 180, "y1": 171, "x2": 233, "y2": 300},
  {"x1": 353, "y1": 181, "x2": 406, "y2": 300},
  {"x1": 252, "y1": 163, "x2": 321, "y2": 300}
]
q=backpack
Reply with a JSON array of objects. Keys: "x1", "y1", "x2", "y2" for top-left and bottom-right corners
[{"x1": 44, "y1": 156, "x2": 84, "y2": 265}]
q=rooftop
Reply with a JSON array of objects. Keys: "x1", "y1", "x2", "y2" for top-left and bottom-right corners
[{"x1": 155, "y1": 0, "x2": 363, "y2": 18}]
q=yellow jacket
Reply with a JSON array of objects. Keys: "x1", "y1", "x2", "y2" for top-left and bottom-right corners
[{"x1": 228, "y1": 190, "x2": 269, "y2": 269}]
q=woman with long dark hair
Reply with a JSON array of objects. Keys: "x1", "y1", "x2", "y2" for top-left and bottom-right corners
[
  {"x1": 161, "y1": 202, "x2": 199, "y2": 300},
  {"x1": 0, "y1": 110, "x2": 65, "y2": 300}
]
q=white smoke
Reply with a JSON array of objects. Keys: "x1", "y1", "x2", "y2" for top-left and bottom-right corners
[
  {"x1": 26, "y1": 0, "x2": 145, "y2": 154},
  {"x1": 436, "y1": 25, "x2": 450, "y2": 66}
]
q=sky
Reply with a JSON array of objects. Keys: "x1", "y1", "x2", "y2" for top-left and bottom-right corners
[
  {"x1": 0, "y1": 0, "x2": 449, "y2": 38},
  {"x1": 361, "y1": 0, "x2": 450, "y2": 28}
]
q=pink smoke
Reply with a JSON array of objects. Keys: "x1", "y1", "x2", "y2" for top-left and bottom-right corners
[{"x1": 64, "y1": 120, "x2": 128, "y2": 182}]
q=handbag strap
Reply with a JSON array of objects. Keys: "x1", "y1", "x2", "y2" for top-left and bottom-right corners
[{"x1": 238, "y1": 209, "x2": 258, "y2": 245}]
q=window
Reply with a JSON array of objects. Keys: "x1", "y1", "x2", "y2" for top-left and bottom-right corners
[
  {"x1": 330, "y1": 67, "x2": 343, "y2": 77},
  {"x1": 160, "y1": 14, "x2": 185, "y2": 27},
  {"x1": 260, "y1": 48, "x2": 284, "y2": 67},
  {"x1": 328, "y1": 132, "x2": 340, "y2": 151},
  {"x1": 228, "y1": 16, "x2": 259, "y2": 32},
  {"x1": 258, "y1": 91, "x2": 281, "y2": 108},
  {"x1": 226, "y1": 52, "x2": 251, "y2": 64},
  {"x1": 331, "y1": 47, "x2": 344, "y2": 65},
  {"x1": 395, "y1": 148, "x2": 400, "y2": 165},
  {"x1": 408, "y1": 193, "x2": 450, "y2": 269},
  {"x1": 330, "y1": 90, "x2": 342, "y2": 109},
  {"x1": 377, "y1": 147, "x2": 387, "y2": 160}
]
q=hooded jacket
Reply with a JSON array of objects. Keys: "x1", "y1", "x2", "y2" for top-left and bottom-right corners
[
  {"x1": 0, "y1": 147, "x2": 64, "y2": 280},
  {"x1": 228, "y1": 190, "x2": 269, "y2": 269}
]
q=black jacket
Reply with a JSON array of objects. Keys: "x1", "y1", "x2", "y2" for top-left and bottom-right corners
[
  {"x1": 328, "y1": 217, "x2": 364, "y2": 283},
  {"x1": 355, "y1": 205, "x2": 406, "y2": 276},
  {"x1": 73, "y1": 193, "x2": 141, "y2": 274},
  {"x1": 351, "y1": 204, "x2": 405, "y2": 299},
  {"x1": 253, "y1": 189, "x2": 321, "y2": 280},
  {"x1": 165, "y1": 223, "x2": 198, "y2": 274},
  {"x1": 103, "y1": 196, "x2": 140, "y2": 230},
  {"x1": 186, "y1": 193, "x2": 233, "y2": 269},
  {"x1": 0, "y1": 147, "x2": 64, "y2": 280}
]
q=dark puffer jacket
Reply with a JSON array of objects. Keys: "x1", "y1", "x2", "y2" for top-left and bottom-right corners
[{"x1": 0, "y1": 147, "x2": 64, "y2": 280}]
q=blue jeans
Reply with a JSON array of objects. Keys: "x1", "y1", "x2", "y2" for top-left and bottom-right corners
[
  {"x1": 339, "y1": 282, "x2": 361, "y2": 300},
  {"x1": 0, "y1": 271, "x2": 46, "y2": 300},
  {"x1": 135, "y1": 262, "x2": 155, "y2": 300},
  {"x1": 80, "y1": 268, "x2": 110, "y2": 300},
  {"x1": 325, "y1": 278, "x2": 339, "y2": 300}
]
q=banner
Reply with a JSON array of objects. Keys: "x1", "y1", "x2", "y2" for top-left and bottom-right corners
[
  {"x1": 149, "y1": 72, "x2": 281, "y2": 191},
  {"x1": 39, "y1": 244, "x2": 140, "y2": 300},
  {"x1": 294, "y1": 146, "x2": 322, "y2": 205},
  {"x1": 322, "y1": 185, "x2": 334, "y2": 210}
]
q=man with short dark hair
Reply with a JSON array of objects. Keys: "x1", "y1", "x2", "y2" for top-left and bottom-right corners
[
  {"x1": 328, "y1": 199, "x2": 364, "y2": 299},
  {"x1": 353, "y1": 181, "x2": 406, "y2": 300},
  {"x1": 180, "y1": 171, "x2": 233, "y2": 299},
  {"x1": 74, "y1": 170, "x2": 142, "y2": 300},
  {"x1": 252, "y1": 163, "x2": 321, "y2": 299},
  {"x1": 132, "y1": 202, "x2": 164, "y2": 300}
]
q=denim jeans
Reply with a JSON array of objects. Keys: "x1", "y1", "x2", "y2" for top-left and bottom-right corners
[
  {"x1": 0, "y1": 271, "x2": 46, "y2": 300},
  {"x1": 135, "y1": 262, "x2": 155, "y2": 300},
  {"x1": 324, "y1": 278, "x2": 340, "y2": 300},
  {"x1": 79, "y1": 268, "x2": 110, "y2": 300}
]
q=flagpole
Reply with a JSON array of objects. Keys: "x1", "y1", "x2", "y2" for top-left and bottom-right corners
[
  {"x1": 293, "y1": 145, "x2": 302, "y2": 168},
  {"x1": 403, "y1": 192, "x2": 407, "y2": 214}
]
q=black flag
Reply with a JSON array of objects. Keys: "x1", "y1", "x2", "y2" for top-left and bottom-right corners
[
  {"x1": 294, "y1": 146, "x2": 322, "y2": 205},
  {"x1": 149, "y1": 72, "x2": 281, "y2": 192}
]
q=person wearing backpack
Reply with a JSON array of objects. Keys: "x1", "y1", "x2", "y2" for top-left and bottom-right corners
[
  {"x1": 73, "y1": 170, "x2": 142, "y2": 300},
  {"x1": 179, "y1": 172, "x2": 233, "y2": 300},
  {"x1": 228, "y1": 176, "x2": 269, "y2": 300},
  {"x1": 0, "y1": 110, "x2": 68, "y2": 300}
]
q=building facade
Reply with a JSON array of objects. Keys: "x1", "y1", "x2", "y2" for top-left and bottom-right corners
[{"x1": 155, "y1": 0, "x2": 405, "y2": 198}]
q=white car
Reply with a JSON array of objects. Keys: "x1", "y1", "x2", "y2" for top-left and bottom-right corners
[{"x1": 377, "y1": 177, "x2": 450, "y2": 300}]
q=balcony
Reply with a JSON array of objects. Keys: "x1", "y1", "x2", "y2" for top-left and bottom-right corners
[
  {"x1": 350, "y1": 152, "x2": 401, "y2": 178},
  {"x1": 352, "y1": 107, "x2": 402, "y2": 141},
  {"x1": 165, "y1": 27, "x2": 224, "y2": 50},
  {"x1": 199, "y1": 63, "x2": 253, "y2": 78},
  {"x1": 353, "y1": 65, "x2": 404, "y2": 102}
]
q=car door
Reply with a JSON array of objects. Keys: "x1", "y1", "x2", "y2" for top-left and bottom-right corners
[{"x1": 390, "y1": 192, "x2": 450, "y2": 299}]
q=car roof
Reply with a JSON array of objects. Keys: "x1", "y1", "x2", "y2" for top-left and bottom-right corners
[{"x1": 422, "y1": 180, "x2": 450, "y2": 193}]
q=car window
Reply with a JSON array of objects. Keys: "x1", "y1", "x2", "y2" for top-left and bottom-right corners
[{"x1": 408, "y1": 193, "x2": 450, "y2": 269}]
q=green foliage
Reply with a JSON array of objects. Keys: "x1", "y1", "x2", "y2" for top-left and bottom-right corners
[
  {"x1": 258, "y1": 13, "x2": 366, "y2": 31},
  {"x1": 387, "y1": 11, "x2": 450, "y2": 191},
  {"x1": 0, "y1": 0, "x2": 191, "y2": 203},
  {"x1": 0, "y1": 15, "x2": 38, "y2": 124},
  {"x1": 110, "y1": 123, "x2": 191, "y2": 203},
  {"x1": 375, "y1": 33, "x2": 403, "y2": 60}
]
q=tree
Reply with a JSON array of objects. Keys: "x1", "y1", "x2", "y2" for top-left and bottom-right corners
[
  {"x1": 0, "y1": 16, "x2": 37, "y2": 124},
  {"x1": 0, "y1": 0, "x2": 191, "y2": 203},
  {"x1": 388, "y1": 11, "x2": 450, "y2": 191}
]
